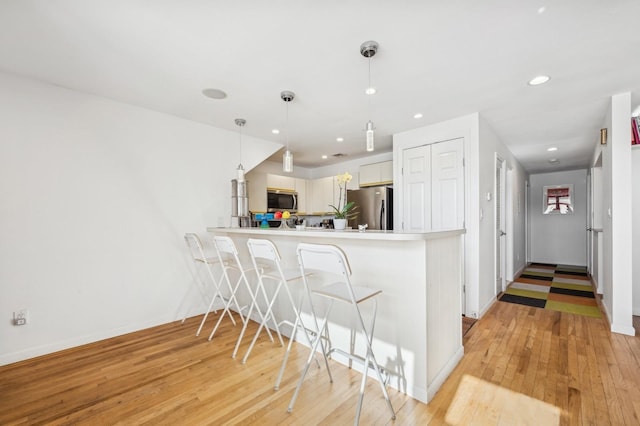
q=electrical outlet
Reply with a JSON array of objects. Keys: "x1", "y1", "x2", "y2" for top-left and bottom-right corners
[{"x1": 13, "y1": 309, "x2": 29, "y2": 326}]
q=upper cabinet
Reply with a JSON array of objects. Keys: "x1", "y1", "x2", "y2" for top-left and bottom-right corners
[
  {"x1": 266, "y1": 174, "x2": 296, "y2": 191},
  {"x1": 308, "y1": 176, "x2": 335, "y2": 214},
  {"x1": 294, "y1": 178, "x2": 307, "y2": 214},
  {"x1": 359, "y1": 160, "x2": 393, "y2": 187},
  {"x1": 246, "y1": 171, "x2": 308, "y2": 213}
]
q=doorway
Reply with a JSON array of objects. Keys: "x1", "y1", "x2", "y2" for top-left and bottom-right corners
[{"x1": 495, "y1": 155, "x2": 507, "y2": 295}]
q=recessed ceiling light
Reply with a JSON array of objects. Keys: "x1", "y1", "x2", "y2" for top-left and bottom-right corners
[
  {"x1": 336, "y1": 137, "x2": 344, "y2": 142},
  {"x1": 414, "y1": 113, "x2": 423, "y2": 119},
  {"x1": 547, "y1": 147, "x2": 558, "y2": 152},
  {"x1": 528, "y1": 75, "x2": 550, "y2": 86},
  {"x1": 202, "y1": 88, "x2": 227, "y2": 99},
  {"x1": 272, "y1": 129, "x2": 280, "y2": 134},
  {"x1": 322, "y1": 155, "x2": 328, "y2": 159},
  {"x1": 365, "y1": 87, "x2": 376, "y2": 95}
]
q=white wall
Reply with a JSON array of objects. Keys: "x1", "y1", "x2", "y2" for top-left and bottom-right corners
[
  {"x1": 633, "y1": 147, "x2": 640, "y2": 315},
  {"x1": 528, "y1": 170, "x2": 588, "y2": 266},
  {"x1": 478, "y1": 117, "x2": 528, "y2": 313},
  {"x1": 592, "y1": 92, "x2": 634, "y2": 336},
  {"x1": 0, "y1": 72, "x2": 281, "y2": 364},
  {"x1": 393, "y1": 113, "x2": 527, "y2": 319}
]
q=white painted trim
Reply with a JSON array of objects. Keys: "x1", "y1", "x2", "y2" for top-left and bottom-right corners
[
  {"x1": 0, "y1": 315, "x2": 177, "y2": 366},
  {"x1": 478, "y1": 294, "x2": 498, "y2": 319},
  {"x1": 427, "y1": 345, "x2": 464, "y2": 402},
  {"x1": 513, "y1": 264, "x2": 527, "y2": 280},
  {"x1": 610, "y1": 324, "x2": 636, "y2": 336}
]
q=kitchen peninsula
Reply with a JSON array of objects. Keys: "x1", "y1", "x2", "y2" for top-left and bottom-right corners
[{"x1": 206, "y1": 226, "x2": 464, "y2": 403}]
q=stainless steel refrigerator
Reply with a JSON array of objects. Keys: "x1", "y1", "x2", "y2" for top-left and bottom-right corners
[{"x1": 347, "y1": 186, "x2": 393, "y2": 230}]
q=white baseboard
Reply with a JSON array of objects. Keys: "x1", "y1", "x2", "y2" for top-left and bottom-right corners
[
  {"x1": 478, "y1": 296, "x2": 497, "y2": 319},
  {"x1": 427, "y1": 345, "x2": 465, "y2": 402},
  {"x1": 0, "y1": 315, "x2": 177, "y2": 367},
  {"x1": 513, "y1": 264, "x2": 526, "y2": 279},
  {"x1": 611, "y1": 323, "x2": 636, "y2": 336}
]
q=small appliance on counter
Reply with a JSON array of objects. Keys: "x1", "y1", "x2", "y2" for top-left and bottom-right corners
[
  {"x1": 253, "y1": 211, "x2": 305, "y2": 228},
  {"x1": 231, "y1": 178, "x2": 251, "y2": 227}
]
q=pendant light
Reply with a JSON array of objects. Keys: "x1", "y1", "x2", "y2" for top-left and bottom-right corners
[
  {"x1": 360, "y1": 40, "x2": 378, "y2": 152},
  {"x1": 235, "y1": 118, "x2": 246, "y2": 182},
  {"x1": 281, "y1": 90, "x2": 295, "y2": 173}
]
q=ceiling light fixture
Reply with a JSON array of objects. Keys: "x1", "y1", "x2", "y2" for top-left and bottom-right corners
[
  {"x1": 414, "y1": 113, "x2": 423, "y2": 119},
  {"x1": 361, "y1": 40, "x2": 379, "y2": 152},
  {"x1": 322, "y1": 155, "x2": 328, "y2": 159},
  {"x1": 234, "y1": 118, "x2": 246, "y2": 182},
  {"x1": 547, "y1": 147, "x2": 558, "y2": 152},
  {"x1": 281, "y1": 90, "x2": 295, "y2": 173},
  {"x1": 336, "y1": 137, "x2": 344, "y2": 142},
  {"x1": 272, "y1": 129, "x2": 280, "y2": 134},
  {"x1": 528, "y1": 75, "x2": 550, "y2": 86}
]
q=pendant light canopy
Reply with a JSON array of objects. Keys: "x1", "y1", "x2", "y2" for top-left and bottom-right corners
[
  {"x1": 281, "y1": 90, "x2": 295, "y2": 173},
  {"x1": 360, "y1": 40, "x2": 378, "y2": 152},
  {"x1": 235, "y1": 118, "x2": 246, "y2": 182}
]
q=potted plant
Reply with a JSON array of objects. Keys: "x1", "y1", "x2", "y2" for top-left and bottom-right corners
[{"x1": 330, "y1": 172, "x2": 358, "y2": 229}]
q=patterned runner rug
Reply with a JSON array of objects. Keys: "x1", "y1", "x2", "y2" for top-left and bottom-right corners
[{"x1": 499, "y1": 263, "x2": 601, "y2": 318}]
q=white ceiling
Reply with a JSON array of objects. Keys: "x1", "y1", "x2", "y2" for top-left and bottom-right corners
[{"x1": 1, "y1": 1, "x2": 639, "y2": 173}]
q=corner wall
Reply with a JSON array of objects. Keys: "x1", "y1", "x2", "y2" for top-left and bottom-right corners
[
  {"x1": 478, "y1": 117, "x2": 528, "y2": 314},
  {"x1": 592, "y1": 92, "x2": 634, "y2": 335},
  {"x1": 0, "y1": 72, "x2": 281, "y2": 364},
  {"x1": 634, "y1": 147, "x2": 640, "y2": 315}
]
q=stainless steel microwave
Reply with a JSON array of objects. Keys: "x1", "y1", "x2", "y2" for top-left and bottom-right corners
[{"x1": 267, "y1": 189, "x2": 297, "y2": 212}]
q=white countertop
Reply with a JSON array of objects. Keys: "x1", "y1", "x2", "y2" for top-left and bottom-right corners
[{"x1": 207, "y1": 226, "x2": 465, "y2": 241}]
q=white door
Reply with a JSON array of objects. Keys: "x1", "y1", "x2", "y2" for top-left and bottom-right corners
[
  {"x1": 495, "y1": 155, "x2": 507, "y2": 295},
  {"x1": 431, "y1": 138, "x2": 464, "y2": 230},
  {"x1": 402, "y1": 145, "x2": 431, "y2": 230}
]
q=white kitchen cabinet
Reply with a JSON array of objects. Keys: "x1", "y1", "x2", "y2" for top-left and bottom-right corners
[
  {"x1": 266, "y1": 174, "x2": 295, "y2": 191},
  {"x1": 295, "y1": 178, "x2": 307, "y2": 214},
  {"x1": 359, "y1": 160, "x2": 393, "y2": 187},
  {"x1": 246, "y1": 171, "x2": 267, "y2": 212},
  {"x1": 380, "y1": 160, "x2": 393, "y2": 183},
  {"x1": 309, "y1": 176, "x2": 335, "y2": 214}
]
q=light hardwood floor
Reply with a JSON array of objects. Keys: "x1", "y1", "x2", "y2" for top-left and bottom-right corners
[{"x1": 1, "y1": 302, "x2": 639, "y2": 425}]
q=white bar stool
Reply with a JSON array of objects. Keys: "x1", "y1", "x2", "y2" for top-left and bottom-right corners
[
  {"x1": 288, "y1": 242, "x2": 396, "y2": 425},
  {"x1": 237, "y1": 239, "x2": 316, "y2": 378},
  {"x1": 183, "y1": 233, "x2": 226, "y2": 336},
  {"x1": 206, "y1": 235, "x2": 274, "y2": 343}
]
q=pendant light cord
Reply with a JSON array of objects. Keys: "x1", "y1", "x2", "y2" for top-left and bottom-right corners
[
  {"x1": 368, "y1": 56, "x2": 372, "y2": 118},
  {"x1": 286, "y1": 100, "x2": 289, "y2": 152},
  {"x1": 238, "y1": 125, "x2": 242, "y2": 167}
]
